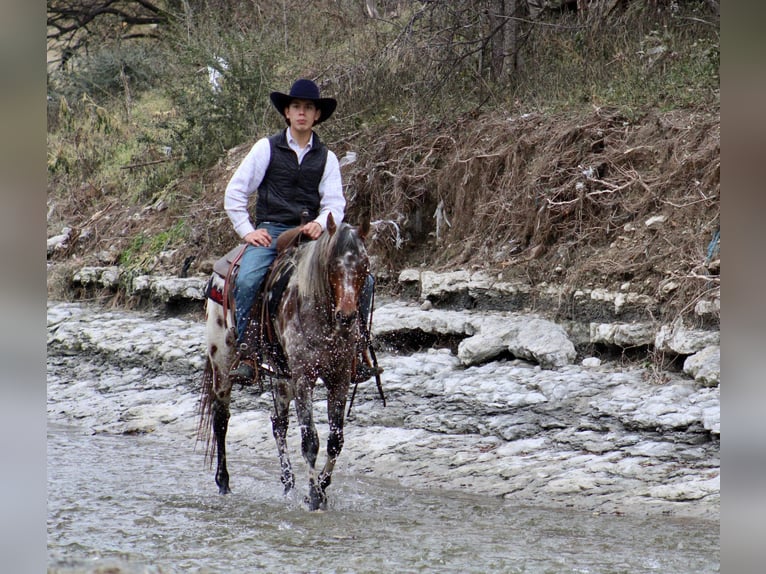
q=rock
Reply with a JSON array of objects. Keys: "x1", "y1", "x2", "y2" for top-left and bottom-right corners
[
  {"x1": 130, "y1": 275, "x2": 207, "y2": 303},
  {"x1": 72, "y1": 266, "x2": 121, "y2": 288},
  {"x1": 396, "y1": 268, "x2": 422, "y2": 299},
  {"x1": 582, "y1": 357, "x2": 601, "y2": 367},
  {"x1": 400, "y1": 267, "x2": 657, "y2": 322},
  {"x1": 645, "y1": 215, "x2": 667, "y2": 228},
  {"x1": 397, "y1": 268, "x2": 421, "y2": 284},
  {"x1": 655, "y1": 321, "x2": 720, "y2": 355},
  {"x1": 420, "y1": 270, "x2": 470, "y2": 300},
  {"x1": 100, "y1": 267, "x2": 121, "y2": 288},
  {"x1": 61, "y1": 265, "x2": 719, "y2": 387},
  {"x1": 466, "y1": 271, "x2": 531, "y2": 303},
  {"x1": 96, "y1": 247, "x2": 121, "y2": 265},
  {"x1": 507, "y1": 318, "x2": 576, "y2": 369},
  {"x1": 648, "y1": 475, "x2": 720, "y2": 502},
  {"x1": 683, "y1": 345, "x2": 720, "y2": 387},
  {"x1": 47, "y1": 300, "x2": 720, "y2": 519},
  {"x1": 458, "y1": 333, "x2": 510, "y2": 365},
  {"x1": 374, "y1": 303, "x2": 475, "y2": 337},
  {"x1": 377, "y1": 303, "x2": 577, "y2": 369},
  {"x1": 47, "y1": 226, "x2": 72, "y2": 256},
  {"x1": 694, "y1": 297, "x2": 720, "y2": 319},
  {"x1": 589, "y1": 322, "x2": 656, "y2": 347},
  {"x1": 660, "y1": 279, "x2": 680, "y2": 296},
  {"x1": 584, "y1": 288, "x2": 656, "y2": 317}
]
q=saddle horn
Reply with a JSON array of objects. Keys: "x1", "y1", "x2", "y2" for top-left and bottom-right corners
[{"x1": 326, "y1": 211, "x2": 337, "y2": 236}]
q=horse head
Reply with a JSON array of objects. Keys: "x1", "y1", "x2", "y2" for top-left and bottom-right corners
[{"x1": 326, "y1": 212, "x2": 370, "y2": 331}]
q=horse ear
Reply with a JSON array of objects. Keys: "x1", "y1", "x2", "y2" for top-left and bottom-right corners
[
  {"x1": 358, "y1": 218, "x2": 370, "y2": 241},
  {"x1": 327, "y1": 212, "x2": 337, "y2": 235}
]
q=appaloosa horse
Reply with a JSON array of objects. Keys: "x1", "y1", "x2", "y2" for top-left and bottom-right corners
[{"x1": 198, "y1": 214, "x2": 371, "y2": 510}]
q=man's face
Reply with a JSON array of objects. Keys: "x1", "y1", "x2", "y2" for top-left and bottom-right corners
[{"x1": 285, "y1": 99, "x2": 321, "y2": 131}]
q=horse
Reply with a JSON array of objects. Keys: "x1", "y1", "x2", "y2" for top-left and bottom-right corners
[{"x1": 198, "y1": 213, "x2": 372, "y2": 510}]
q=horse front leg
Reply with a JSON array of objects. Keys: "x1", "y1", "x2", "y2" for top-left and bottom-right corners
[
  {"x1": 271, "y1": 379, "x2": 295, "y2": 494},
  {"x1": 293, "y1": 377, "x2": 323, "y2": 510},
  {"x1": 318, "y1": 376, "x2": 349, "y2": 495}
]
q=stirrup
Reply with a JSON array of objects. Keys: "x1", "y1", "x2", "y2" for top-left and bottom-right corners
[
  {"x1": 230, "y1": 357, "x2": 256, "y2": 385},
  {"x1": 353, "y1": 363, "x2": 383, "y2": 384}
]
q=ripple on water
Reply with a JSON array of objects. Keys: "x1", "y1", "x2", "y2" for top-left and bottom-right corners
[
  {"x1": 47, "y1": 307, "x2": 719, "y2": 574},
  {"x1": 48, "y1": 423, "x2": 719, "y2": 574}
]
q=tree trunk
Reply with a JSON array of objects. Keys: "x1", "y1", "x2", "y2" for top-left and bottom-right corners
[
  {"x1": 505, "y1": 0, "x2": 519, "y2": 75},
  {"x1": 490, "y1": 0, "x2": 520, "y2": 81},
  {"x1": 489, "y1": 0, "x2": 505, "y2": 80}
]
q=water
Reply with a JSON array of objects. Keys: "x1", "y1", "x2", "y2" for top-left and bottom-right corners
[
  {"x1": 48, "y1": 423, "x2": 718, "y2": 574},
  {"x1": 47, "y1": 307, "x2": 719, "y2": 573}
]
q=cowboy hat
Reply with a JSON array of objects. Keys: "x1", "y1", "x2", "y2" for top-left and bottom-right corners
[{"x1": 269, "y1": 79, "x2": 337, "y2": 124}]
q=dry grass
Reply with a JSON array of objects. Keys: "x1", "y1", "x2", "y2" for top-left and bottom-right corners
[
  {"x1": 46, "y1": 0, "x2": 719, "y2": 325},
  {"x1": 47, "y1": 103, "x2": 719, "y2": 326},
  {"x1": 341, "y1": 105, "x2": 720, "y2": 320}
]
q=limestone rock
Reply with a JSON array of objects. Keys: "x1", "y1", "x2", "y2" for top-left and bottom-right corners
[
  {"x1": 683, "y1": 345, "x2": 720, "y2": 387},
  {"x1": 72, "y1": 266, "x2": 121, "y2": 289},
  {"x1": 130, "y1": 275, "x2": 207, "y2": 303},
  {"x1": 655, "y1": 321, "x2": 720, "y2": 355},
  {"x1": 590, "y1": 322, "x2": 656, "y2": 347},
  {"x1": 47, "y1": 226, "x2": 72, "y2": 256},
  {"x1": 507, "y1": 318, "x2": 576, "y2": 369}
]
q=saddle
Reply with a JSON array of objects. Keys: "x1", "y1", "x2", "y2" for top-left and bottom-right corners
[
  {"x1": 206, "y1": 227, "x2": 306, "y2": 373},
  {"x1": 206, "y1": 226, "x2": 307, "y2": 315}
]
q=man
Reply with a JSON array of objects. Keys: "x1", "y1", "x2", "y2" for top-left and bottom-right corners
[
  {"x1": 224, "y1": 78, "x2": 344, "y2": 383},
  {"x1": 225, "y1": 78, "x2": 372, "y2": 384}
]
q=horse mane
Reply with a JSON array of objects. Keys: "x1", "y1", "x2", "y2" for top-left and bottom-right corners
[{"x1": 293, "y1": 222, "x2": 360, "y2": 306}]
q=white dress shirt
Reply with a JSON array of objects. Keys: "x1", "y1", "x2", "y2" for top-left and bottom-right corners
[{"x1": 224, "y1": 128, "x2": 345, "y2": 238}]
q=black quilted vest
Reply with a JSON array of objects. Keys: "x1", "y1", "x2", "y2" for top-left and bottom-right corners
[{"x1": 254, "y1": 130, "x2": 328, "y2": 226}]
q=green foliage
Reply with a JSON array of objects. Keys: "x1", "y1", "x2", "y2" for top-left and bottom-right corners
[
  {"x1": 50, "y1": 42, "x2": 168, "y2": 104},
  {"x1": 515, "y1": 7, "x2": 718, "y2": 112},
  {"x1": 119, "y1": 220, "x2": 189, "y2": 271},
  {"x1": 119, "y1": 234, "x2": 147, "y2": 267},
  {"x1": 48, "y1": 1, "x2": 718, "y2": 176},
  {"x1": 47, "y1": 0, "x2": 719, "y2": 239},
  {"x1": 159, "y1": 8, "x2": 281, "y2": 168},
  {"x1": 47, "y1": 94, "x2": 121, "y2": 182},
  {"x1": 47, "y1": 91, "x2": 173, "y2": 199},
  {"x1": 47, "y1": 39, "x2": 181, "y2": 205}
]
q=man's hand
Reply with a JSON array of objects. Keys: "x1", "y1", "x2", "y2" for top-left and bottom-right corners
[
  {"x1": 243, "y1": 228, "x2": 272, "y2": 247},
  {"x1": 300, "y1": 221, "x2": 323, "y2": 240}
]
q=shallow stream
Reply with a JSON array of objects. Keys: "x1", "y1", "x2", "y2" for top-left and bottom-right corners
[{"x1": 47, "y1": 304, "x2": 719, "y2": 573}]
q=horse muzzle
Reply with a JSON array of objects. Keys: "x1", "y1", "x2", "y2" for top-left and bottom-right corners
[{"x1": 334, "y1": 309, "x2": 357, "y2": 330}]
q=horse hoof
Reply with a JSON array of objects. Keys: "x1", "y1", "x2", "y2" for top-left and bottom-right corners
[
  {"x1": 281, "y1": 474, "x2": 295, "y2": 495},
  {"x1": 303, "y1": 495, "x2": 326, "y2": 512},
  {"x1": 305, "y1": 485, "x2": 327, "y2": 511},
  {"x1": 216, "y1": 474, "x2": 231, "y2": 495}
]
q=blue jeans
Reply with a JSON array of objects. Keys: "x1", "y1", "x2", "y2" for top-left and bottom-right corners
[{"x1": 234, "y1": 222, "x2": 292, "y2": 345}]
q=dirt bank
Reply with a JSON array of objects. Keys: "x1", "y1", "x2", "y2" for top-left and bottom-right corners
[{"x1": 47, "y1": 106, "x2": 720, "y2": 327}]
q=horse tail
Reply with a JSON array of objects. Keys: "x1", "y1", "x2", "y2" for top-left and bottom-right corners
[{"x1": 196, "y1": 354, "x2": 217, "y2": 468}]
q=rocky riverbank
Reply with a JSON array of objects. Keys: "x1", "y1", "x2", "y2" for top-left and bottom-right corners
[{"x1": 47, "y1": 267, "x2": 720, "y2": 519}]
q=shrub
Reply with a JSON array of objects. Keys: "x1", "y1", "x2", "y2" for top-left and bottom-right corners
[{"x1": 50, "y1": 41, "x2": 168, "y2": 105}]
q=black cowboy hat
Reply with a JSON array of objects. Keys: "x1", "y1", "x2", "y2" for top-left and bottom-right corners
[{"x1": 269, "y1": 79, "x2": 337, "y2": 124}]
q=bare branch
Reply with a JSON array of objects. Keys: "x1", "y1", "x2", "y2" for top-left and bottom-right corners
[{"x1": 47, "y1": 0, "x2": 170, "y2": 55}]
